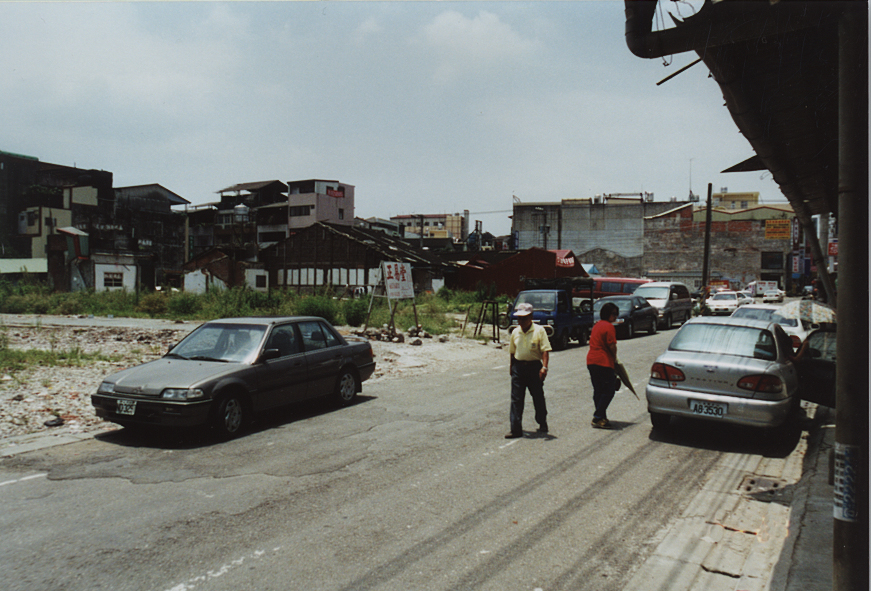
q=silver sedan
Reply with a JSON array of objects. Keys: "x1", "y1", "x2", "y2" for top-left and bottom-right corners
[{"x1": 645, "y1": 316, "x2": 800, "y2": 430}]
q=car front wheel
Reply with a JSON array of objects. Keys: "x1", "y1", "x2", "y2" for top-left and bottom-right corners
[
  {"x1": 648, "y1": 317, "x2": 657, "y2": 335},
  {"x1": 335, "y1": 369, "x2": 360, "y2": 405},
  {"x1": 213, "y1": 393, "x2": 247, "y2": 439}
]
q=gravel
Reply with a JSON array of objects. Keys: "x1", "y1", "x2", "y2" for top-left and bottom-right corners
[{"x1": 0, "y1": 316, "x2": 507, "y2": 442}]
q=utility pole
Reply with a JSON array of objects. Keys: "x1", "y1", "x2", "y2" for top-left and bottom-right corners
[
  {"x1": 701, "y1": 183, "x2": 712, "y2": 297},
  {"x1": 834, "y1": 5, "x2": 868, "y2": 590}
]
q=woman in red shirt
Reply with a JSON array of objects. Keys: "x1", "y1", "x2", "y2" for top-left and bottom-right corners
[{"x1": 587, "y1": 302, "x2": 619, "y2": 429}]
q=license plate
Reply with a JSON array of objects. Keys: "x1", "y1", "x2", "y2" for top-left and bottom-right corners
[
  {"x1": 690, "y1": 400, "x2": 726, "y2": 418},
  {"x1": 117, "y1": 399, "x2": 137, "y2": 416}
]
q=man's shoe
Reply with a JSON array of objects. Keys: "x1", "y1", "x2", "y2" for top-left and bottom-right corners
[
  {"x1": 591, "y1": 418, "x2": 613, "y2": 430},
  {"x1": 504, "y1": 431, "x2": 523, "y2": 439},
  {"x1": 537, "y1": 424, "x2": 549, "y2": 434}
]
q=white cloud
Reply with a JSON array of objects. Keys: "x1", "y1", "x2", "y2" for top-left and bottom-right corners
[{"x1": 418, "y1": 10, "x2": 540, "y2": 85}]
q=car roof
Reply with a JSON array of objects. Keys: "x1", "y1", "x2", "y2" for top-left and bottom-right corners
[
  {"x1": 684, "y1": 315, "x2": 779, "y2": 331},
  {"x1": 596, "y1": 295, "x2": 640, "y2": 301},
  {"x1": 203, "y1": 316, "x2": 325, "y2": 326},
  {"x1": 636, "y1": 281, "x2": 687, "y2": 287},
  {"x1": 737, "y1": 303, "x2": 780, "y2": 310}
]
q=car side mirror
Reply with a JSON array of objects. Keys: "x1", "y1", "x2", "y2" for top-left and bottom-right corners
[{"x1": 260, "y1": 348, "x2": 282, "y2": 361}]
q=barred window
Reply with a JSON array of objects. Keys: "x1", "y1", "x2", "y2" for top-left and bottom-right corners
[{"x1": 104, "y1": 272, "x2": 123, "y2": 288}]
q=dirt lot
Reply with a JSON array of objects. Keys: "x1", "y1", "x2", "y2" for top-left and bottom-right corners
[{"x1": 0, "y1": 318, "x2": 507, "y2": 441}]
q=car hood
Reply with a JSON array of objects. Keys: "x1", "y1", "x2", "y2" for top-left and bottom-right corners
[
  {"x1": 645, "y1": 298, "x2": 666, "y2": 308},
  {"x1": 103, "y1": 358, "x2": 245, "y2": 396}
]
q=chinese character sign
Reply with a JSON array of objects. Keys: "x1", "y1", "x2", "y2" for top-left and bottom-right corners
[{"x1": 381, "y1": 262, "x2": 414, "y2": 300}]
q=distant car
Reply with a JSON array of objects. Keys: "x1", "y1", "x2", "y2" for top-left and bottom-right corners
[
  {"x1": 731, "y1": 303, "x2": 811, "y2": 349},
  {"x1": 646, "y1": 316, "x2": 805, "y2": 430},
  {"x1": 593, "y1": 295, "x2": 659, "y2": 339},
  {"x1": 762, "y1": 290, "x2": 784, "y2": 303},
  {"x1": 802, "y1": 285, "x2": 814, "y2": 299},
  {"x1": 632, "y1": 281, "x2": 694, "y2": 329},
  {"x1": 736, "y1": 291, "x2": 754, "y2": 306},
  {"x1": 706, "y1": 291, "x2": 742, "y2": 315},
  {"x1": 92, "y1": 317, "x2": 376, "y2": 438}
]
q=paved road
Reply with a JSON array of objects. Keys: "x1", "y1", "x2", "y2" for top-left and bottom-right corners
[{"x1": 0, "y1": 326, "x2": 804, "y2": 591}]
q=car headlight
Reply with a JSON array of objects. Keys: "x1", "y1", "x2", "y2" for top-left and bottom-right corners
[
  {"x1": 98, "y1": 381, "x2": 115, "y2": 394},
  {"x1": 161, "y1": 388, "x2": 206, "y2": 400}
]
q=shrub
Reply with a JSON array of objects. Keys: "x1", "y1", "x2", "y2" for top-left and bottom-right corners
[
  {"x1": 168, "y1": 292, "x2": 201, "y2": 317},
  {"x1": 136, "y1": 292, "x2": 168, "y2": 316},
  {"x1": 296, "y1": 295, "x2": 339, "y2": 325},
  {"x1": 341, "y1": 298, "x2": 368, "y2": 327}
]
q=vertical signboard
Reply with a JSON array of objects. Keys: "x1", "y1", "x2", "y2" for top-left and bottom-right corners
[{"x1": 381, "y1": 261, "x2": 414, "y2": 300}]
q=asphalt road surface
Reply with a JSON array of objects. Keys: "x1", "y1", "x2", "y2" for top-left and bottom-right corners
[{"x1": 0, "y1": 326, "x2": 801, "y2": 591}]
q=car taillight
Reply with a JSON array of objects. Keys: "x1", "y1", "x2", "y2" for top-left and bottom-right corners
[
  {"x1": 737, "y1": 374, "x2": 783, "y2": 394},
  {"x1": 790, "y1": 335, "x2": 801, "y2": 349},
  {"x1": 651, "y1": 362, "x2": 685, "y2": 382}
]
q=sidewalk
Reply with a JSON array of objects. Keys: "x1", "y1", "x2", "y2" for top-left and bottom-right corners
[{"x1": 624, "y1": 404, "x2": 835, "y2": 591}]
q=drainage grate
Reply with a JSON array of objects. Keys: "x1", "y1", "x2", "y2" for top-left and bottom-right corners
[{"x1": 739, "y1": 475, "x2": 787, "y2": 494}]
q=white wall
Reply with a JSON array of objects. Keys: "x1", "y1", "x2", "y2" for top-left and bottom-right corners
[{"x1": 95, "y1": 263, "x2": 136, "y2": 291}]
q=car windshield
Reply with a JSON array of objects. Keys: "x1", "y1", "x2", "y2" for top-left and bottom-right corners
[
  {"x1": 669, "y1": 323, "x2": 778, "y2": 361},
  {"x1": 634, "y1": 286, "x2": 668, "y2": 300},
  {"x1": 593, "y1": 299, "x2": 633, "y2": 313},
  {"x1": 712, "y1": 293, "x2": 737, "y2": 300},
  {"x1": 772, "y1": 315, "x2": 799, "y2": 328},
  {"x1": 515, "y1": 292, "x2": 556, "y2": 312},
  {"x1": 170, "y1": 323, "x2": 267, "y2": 363}
]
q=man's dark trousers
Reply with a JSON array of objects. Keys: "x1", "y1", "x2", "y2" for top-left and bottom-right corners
[{"x1": 509, "y1": 360, "x2": 547, "y2": 434}]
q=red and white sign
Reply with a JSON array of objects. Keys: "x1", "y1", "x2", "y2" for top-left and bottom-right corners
[
  {"x1": 381, "y1": 262, "x2": 414, "y2": 300},
  {"x1": 828, "y1": 239, "x2": 838, "y2": 256},
  {"x1": 326, "y1": 188, "x2": 344, "y2": 198}
]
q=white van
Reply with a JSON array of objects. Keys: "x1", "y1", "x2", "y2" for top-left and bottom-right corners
[{"x1": 633, "y1": 281, "x2": 694, "y2": 329}]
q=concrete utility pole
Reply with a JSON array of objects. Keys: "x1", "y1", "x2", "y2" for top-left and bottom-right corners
[
  {"x1": 834, "y1": 5, "x2": 868, "y2": 590},
  {"x1": 701, "y1": 184, "x2": 712, "y2": 294}
]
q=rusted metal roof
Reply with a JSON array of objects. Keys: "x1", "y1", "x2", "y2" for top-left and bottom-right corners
[{"x1": 624, "y1": 0, "x2": 860, "y2": 229}]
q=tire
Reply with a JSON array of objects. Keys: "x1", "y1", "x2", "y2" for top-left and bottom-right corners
[
  {"x1": 335, "y1": 368, "x2": 360, "y2": 406},
  {"x1": 557, "y1": 331, "x2": 570, "y2": 350},
  {"x1": 497, "y1": 313, "x2": 510, "y2": 330},
  {"x1": 664, "y1": 314, "x2": 673, "y2": 330},
  {"x1": 577, "y1": 327, "x2": 590, "y2": 347},
  {"x1": 650, "y1": 412, "x2": 671, "y2": 431},
  {"x1": 213, "y1": 393, "x2": 247, "y2": 439},
  {"x1": 648, "y1": 317, "x2": 657, "y2": 335}
]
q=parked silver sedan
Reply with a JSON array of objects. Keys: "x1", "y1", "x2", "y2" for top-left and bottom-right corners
[
  {"x1": 645, "y1": 316, "x2": 800, "y2": 431},
  {"x1": 92, "y1": 316, "x2": 376, "y2": 438}
]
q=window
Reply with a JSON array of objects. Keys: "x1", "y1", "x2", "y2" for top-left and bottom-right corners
[
  {"x1": 289, "y1": 205, "x2": 313, "y2": 217},
  {"x1": 104, "y1": 272, "x2": 123, "y2": 288},
  {"x1": 338, "y1": 208, "x2": 344, "y2": 220},
  {"x1": 255, "y1": 275, "x2": 267, "y2": 289}
]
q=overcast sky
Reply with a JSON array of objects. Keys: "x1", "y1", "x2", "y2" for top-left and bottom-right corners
[{"x1": 3, "y1": 1, "x2": 785, "y2": 236}]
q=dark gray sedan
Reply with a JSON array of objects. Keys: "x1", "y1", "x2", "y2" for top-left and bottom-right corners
[
  {"x1": 92, "y1": 316, "x2": 376, "y2": 438},
  {"x1": 593, "y1": 295, "x2": 659, "y2": 339}
]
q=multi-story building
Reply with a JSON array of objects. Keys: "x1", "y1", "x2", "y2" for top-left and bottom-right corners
[
  {"x1": 389, "y1": 211, "x2": 469, "y2": 242},
  {"x1": 511, "y1": 195, "x2": 693, "y2": 274},
  {"x1": 287, "y1": 179, "x2": 355, "y2": 229}
]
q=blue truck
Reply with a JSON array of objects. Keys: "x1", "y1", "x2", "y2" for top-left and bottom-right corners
[{"x1": 507, "y1": 277, "x2": 596, "y2": 350}]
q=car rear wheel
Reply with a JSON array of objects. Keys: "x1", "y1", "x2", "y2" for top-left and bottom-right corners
[
  {"x1": 335, "y1": 369, "x2": 360, "y2": 405},
  {"x1": 577, "y1": 327, "x2": 589, "y2": 347},
  {"x1": 648, "y1": 317, "x2": 657, "y2": 335},
  {"x1": 213, "y1": 393, "x2": 247, "y2": 439},
  {"x1": 650, "y1": 412, "x2": 671, "y2": 431},
  {"x1": 553, "y1": 330, "x2": 569, "y2": 351}
]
